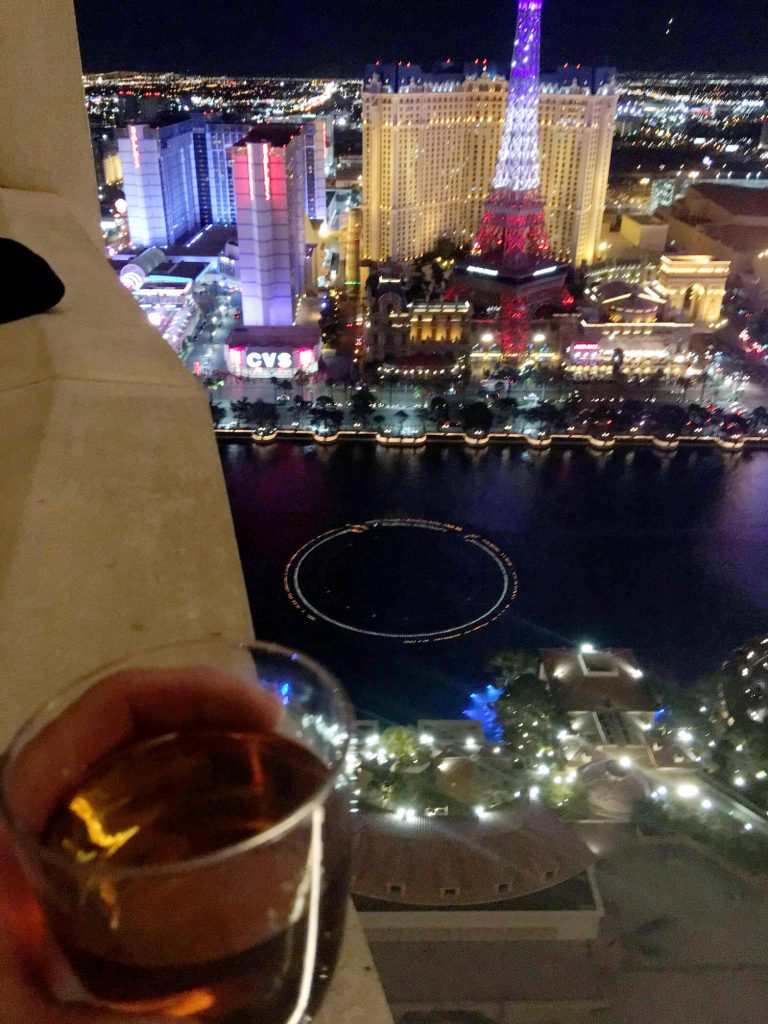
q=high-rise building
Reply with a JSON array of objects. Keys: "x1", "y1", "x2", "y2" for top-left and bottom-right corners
[
  {"x1": 231, "y1": 125, "x2": 309, "y2": 328},
  {"x1": 118, "y1": 115, "x2": 247, "y2": 247},
  {"x1": 362, "y1": 61, "x2": 615, "y2": 265},
  {"x1": 301, "y1": 121, "x2": 328, "y2": 223},
  {"x1": 197, "y1": 120, "x2": 248, "y2": 226},
  {"x1": 119, "y1": 119, "x2": 199, "y2": 247},
  {"x1": 539, "y1": 67, "x2": 617, "y2": 264},
  {"x1": 317, "y1": 115, "x2": 335, "y2": 176}
]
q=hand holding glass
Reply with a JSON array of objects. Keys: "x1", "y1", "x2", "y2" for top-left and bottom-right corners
[{"x1": 0, "y1": 642, "x2": 353, "y2": 1023}]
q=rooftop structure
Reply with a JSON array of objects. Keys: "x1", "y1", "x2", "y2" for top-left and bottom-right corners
[
  {"x1": 686, "y1": 180, "x2": 768, "y2": 220},
  {"x1": 351, "y1": 805, "x2": 595, "y2": 907},
  {"x1": 539, "y1": 646, "x2": 656, "y2": 712}
]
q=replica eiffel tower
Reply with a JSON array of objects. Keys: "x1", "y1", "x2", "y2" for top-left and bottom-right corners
[{"x1": 453, "y1": 0, "x2": 567, "y2": 355}]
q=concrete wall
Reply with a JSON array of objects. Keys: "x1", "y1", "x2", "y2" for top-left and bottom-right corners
[
  {"x1": 360, "y1": 908, "x2": 601, "y2": 943},
  {"x1": 0, "y1": 1, "x2": 100, "y2": 247}
]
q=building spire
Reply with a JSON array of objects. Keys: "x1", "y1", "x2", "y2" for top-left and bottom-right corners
[{"x1": 474, "y1": 0, "x2": 550, "y2": 265}]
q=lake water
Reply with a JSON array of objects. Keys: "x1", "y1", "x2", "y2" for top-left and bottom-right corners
[{"x1": 220, "y1": 441, "x2": 768, "y2": 724}]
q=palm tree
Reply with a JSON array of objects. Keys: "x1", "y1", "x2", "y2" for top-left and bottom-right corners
[
  {"x1": 721, "y1": 412, "x2": 748, "y2": 435},
  {"x1": 526, "y1": 402, "x2": 561, "y2": 433},
  {"x1": 208, "y1": 400, "x2": 226, "y2": 428},
  {"x1": 686, "y1": 403, "x2": 710, "y2": 431},
  {"x1": 269, "y1": 376, "x2": 280, "y2": 403},
  {"x1": 293, "y1": 369, "x2": 309, "y2": 400},
  {"x1": 750, "y1": 406, "x2": 768, "y2": 434},
  {"x1": 494, "y1": 396, "x2": 518, "y2": 428},
  {"x1": 429, "y1": 396, "x2": 449, "y2": 429},
  {"x1": 230, "y1": 397, "x2": 253, "y2": 428},
  {"x1": 488, "y1": 650, "x2": 539, "y2": 682},
  {"x1": 395, "y1": 409, "x2": 408, "y2": 436},
  {"x1": 250, "y1": 400, "x2": 278, "y2": 432},
  {"x1": 373, "y1": 414, "x2": 386, "y2": 433},
  {"x1": 651, "y1": 403, "x2": 688, "y2": 435},
  {"x1": 310, "y1": 405, "x2": 343, "y2": 434},
  {"x1": 460, "y1": 401, "x2": 494, "y2": 434},
  {"x1": 350, "y1": 387, "x2": 376, "y2": 426}
]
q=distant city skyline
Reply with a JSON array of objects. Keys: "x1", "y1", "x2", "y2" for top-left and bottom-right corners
[{"x1": 74, "y1": 0, "x2": 768, "y2": 77}]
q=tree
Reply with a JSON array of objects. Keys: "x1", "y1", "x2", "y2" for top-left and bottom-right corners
[
  {"x1": 750, "y1": 406, "x2": 768, "y2": 433},
  {"x1": 488, "y1": 650, "x2": 561, "y2": 766},
  {"x1": 293, "y1": 397, "x2": 311, "y2": 426},
  {"x1": 651, "y1": 403, "x2": 688, "y2": 434},
  {"x1": 526, "y1": 402, "x2": 562, "y2": 431},
  {"x1": 208, "y1": 401, "x2": 226, "y2": 427},
  {"x1": 230, "y1": 397, "x2": 253, "y2": 428},
  {"x1": 310, "y1": 404, "x2": 343, "y2": 434},
  {"x1": 488, "y1": 650, "x2": 539, "y2": 682},
  {"x1": 721, "y1": 412, "x2": 748, "y2": 434},
  {"x1": 394, "y1": 409, "x2": 409, "y2": 435},
  {"x1": 350, "y1": 388, "x2": 376, "y2": 426},
  {"x1": 373, "y1": 413, "x2": 386, "y2": 432},
  {"x1": 494, "y1": 395, "x2": 518, "y2": 427},
  {"x1": 250, "y1": 400, "x2": 278, "y2": 431},
  {"x1": 293, "y1": 369, "x2": 309, "y2": 399},
  {"x1": 460, "y1": 401, "x2": 493, "y2": 433},
  {"x1": 687, "y1": 403, "x2": 710, "y2": 430},
  {"x1": 379, "y1": 725, "x2": 420, "y2": 765}
]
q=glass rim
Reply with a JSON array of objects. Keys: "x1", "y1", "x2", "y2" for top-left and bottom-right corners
[{"x1": 0, "y1": 638, "x2": 354, "y2": 879}]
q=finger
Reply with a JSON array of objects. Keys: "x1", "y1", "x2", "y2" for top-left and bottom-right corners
[
  {"x1": 4, "y1": 664, "x2": 283, "y2": 835},
  {"x1": 0, "y1": 825, "x2": 48, "y2": 966},
  {"x1": 0, "y1": 828, "x2": 200, "y2": 1023}
]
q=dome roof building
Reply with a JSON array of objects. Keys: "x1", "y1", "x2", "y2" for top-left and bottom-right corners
[{"x1": 351, "y1": 804, "x2": 595, "y2": 908}]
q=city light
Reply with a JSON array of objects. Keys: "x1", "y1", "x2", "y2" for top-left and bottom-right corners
[{"x1": 677, "y1": 783, "x2": 699, "y2": 798}]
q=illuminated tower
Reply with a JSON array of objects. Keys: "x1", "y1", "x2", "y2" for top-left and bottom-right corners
[
  {"x1": 451, "y1": 0, "x2": 566, "y2": 355},
  {"x1": 473, "y1": 0, "x2": 549, "y2": 264},
  {"x1": 232, "y1": 125, "x2": 308, "y2": 327}
]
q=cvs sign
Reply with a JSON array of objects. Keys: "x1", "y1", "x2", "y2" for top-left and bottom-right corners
[{"x1": 245, "y1": 351, "x2": 293, "y2": 370}]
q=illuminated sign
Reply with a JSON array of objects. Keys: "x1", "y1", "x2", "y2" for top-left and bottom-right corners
[
  {"x1": 128, "y1": 125, "x2": 141, "y2": 169},
  {"x1": 229, "y1": 346, "x2": 317, "y2": 374},
  {"x1": 247, "y1": 145, "x2": 256, "y2": 202},
  {"x1": 572, "y1": 343, "x2": 600, "y2": 353},
  {"x1": 262, "y1": 143, "x2": 271, "y2": 202},
  {"x1": 532, "y1": 265, "x2": 558, "y2": 277},
  {"x1": 245, "y1": 351, "x2": 293, "y2": 370},
  {"x1": 467, "y1": 265, "x2": 499, "y2": 277}
]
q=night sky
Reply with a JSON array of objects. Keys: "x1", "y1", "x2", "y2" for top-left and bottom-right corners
[{"x1": 74, "y1": 0, "x2": 766, "y2": 76}]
